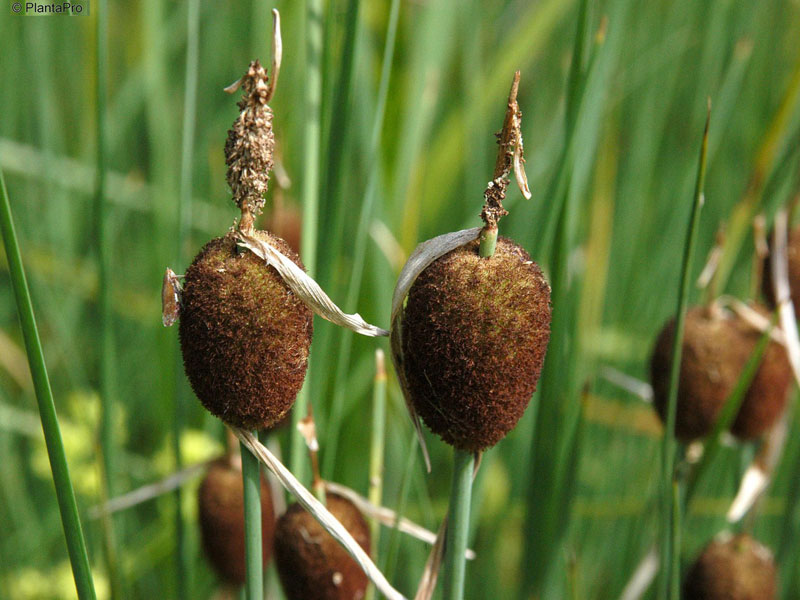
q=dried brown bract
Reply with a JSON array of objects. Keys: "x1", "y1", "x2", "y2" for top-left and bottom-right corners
[
  {"x1": 198, "y1": 458, "x2": 276, "y2": 586},
  {"x1": 683, "y1": 533, "x2": 777, "y2": 600},
  {"x1": 274, "y1": 493, "x2": 370, "y2": 600},
  {"x1": 650, "y1": 305, "x2": 791, "y2": 441}
]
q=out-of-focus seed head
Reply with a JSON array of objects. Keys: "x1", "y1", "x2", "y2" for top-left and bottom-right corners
[
  {"x1": 650, "y1": 305, "x2": 792, "y2": 441},
  {"x1": 225, "y1": 60, "x2": 275, "y2": 221},
  {"x1": 179, "y1": 230, "x2": 312, "y2": 430},
  {"x1": 400, "y1": 237, "x2": 551, "y2": 451},
  {"x1": 274, "y1": 494, "x2": 370, "y2": 600},
  {"x1": 198, "y1": 458, "x2": 275, "y2": 585},
  {"x1": 683, "y1": 533, "x2": 777, "y2": 600}
]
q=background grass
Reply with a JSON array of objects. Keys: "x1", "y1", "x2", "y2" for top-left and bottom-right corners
[{"x1": 2, "y1": 0, "x2": 800, "y2": 598}]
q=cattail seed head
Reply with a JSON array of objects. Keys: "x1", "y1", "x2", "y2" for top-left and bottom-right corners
[
  {"x1": 274, "y1": 494, "x2": 370, "y2": 600},
  {"x1": 400, "y1": 237, "x2": 551, "y2": 451},
  {"x1": 225, "y1": 60, "x2": 275, "y2": 221},
  {"x1": 179, "y1": 230, "x2": 312, "y2": 430},
  {"x1": 198, "y1": 458, "x2": 275, "y2": 586},
  {"x1": 683, "y1": 533, "x2": 777, "y2": 600},
  {"x1": 650, "y1": 305, "x2": 791, "y2": 441}
]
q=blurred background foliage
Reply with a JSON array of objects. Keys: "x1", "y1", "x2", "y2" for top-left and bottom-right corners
[{"x1": 2, "y1": 0, "x2": 800, "y2": 598}]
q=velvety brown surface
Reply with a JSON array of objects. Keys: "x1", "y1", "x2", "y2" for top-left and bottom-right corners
[
  {"x1": 683, "y1": 534, "x2": 777, "y2": 600},
  {"x1": 762, "y1": 223, "x2": 800, "y2": 308},
  {"x1": 274, "y1": 494, "x2": 370, "y2": 600},
  {"x1": 400, "y1": 237, "x2": 551, "y2": 451},
  {"x1": 179, "y1": 230, "x2": 313, "y2": 430},
  {"x1": 197, "y1": 458, "x2": 275, "y2": 586},
  {"x1": 650, "y1": 305, "x2": 792, "y2": 441}
]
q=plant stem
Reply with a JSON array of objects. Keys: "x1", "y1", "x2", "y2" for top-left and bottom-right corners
[
  {"x1": 95, "y1": 0, "x2": 121, "y2": 594},
  {"x1": 291, "y1": 0, "x2": 324, "y2": 486},
  {"x1": 0, "y1": 170, "x2": 97, "y2": 600},
  {"x1": 479, "y1": 227, "x2": 498, "y2": 258},
  {"x1": 241, "y1": 438, "x2": 263, "y2": 600},
  {"x1": 443, "y1": 448, "x2": 474, "y2": 600},
  {"x1": 366, "y1": 349, "x2": 387, "y2": 600},
  {"x1": 173, "y1": 0, "x2": 200, "y2": 596},
  {"x1": 659, "y1": 102, "x2": 710, "y2": 600}
]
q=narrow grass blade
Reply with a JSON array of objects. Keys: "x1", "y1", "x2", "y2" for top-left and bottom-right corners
[
  {"x1": 291, "y1": 0, "x2": 325, "y2": 485},
  {"x1": 241, "y1": 437, "x2": 263, "y2": 600},
  {"x1": 365, "y1": 349, "x2": 387, "y2": 600},
  {"x1": 658, "y1": 102, "x2": 710, "y2": 600},
  {"x1": 0, "y1": 170, "x2": 97, "y2": 600},
  {"x1": 442, "y1": 448, "x2": 475, "y2": 600}
]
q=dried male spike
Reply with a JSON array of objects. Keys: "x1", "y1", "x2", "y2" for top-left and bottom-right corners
[
  {"x1": 683, "y1": 533, "x2": 777, "y2": 600},
  {"x1": 274, "y1": 493, "x2": 370, "y2": 600},
  {"x1": 400, "y1": 237, "x2": 551, "y2": 451},
  {"x1": 198, "y1": 458, "x2": 276, "y2": 586},
  {"x1": 225, "y1": 60, "x2": 275, "y2": 221},
  {"x1": 179, "y1": 230, "x2": 313, "y2": 429},
  {"x1": 650, "y1": 305, "x2": 792, "y2": 441}
]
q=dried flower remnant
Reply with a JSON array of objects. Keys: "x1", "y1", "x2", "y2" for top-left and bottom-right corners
[{"x1": 225, "y1": 60, "x2": 276, "y2": 231}]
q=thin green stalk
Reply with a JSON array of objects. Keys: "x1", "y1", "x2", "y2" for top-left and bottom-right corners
[
  {"x1": 479, "y1": 227, "x2": 498, "y2": 258},
  {"x1": 670, "y1": 481, "x2": 681, "y2": 600},
  {"x1": 241, "y1": 438, "x2": 263, "y2": 600},
  {"x1": 291, "y1": 0, "x2": 324, "y2": 485},
  {"x1": 658, "y1": 103, "x2": 710, "y2": 600},
  {"x1": 172, "y1": 0, "x2": 200, "y2": 596},
  {"x1": 0, "y1": 170, "x2": 97, "y2": 600},
  {"x1": 365, "y1": 349, "x2": 387, "y2": 600},
  {"x1": 382, "y1": 431, "x2": 418, "y2": 582},
  {"x1": 443, "y1": 448, "x2": 475, "y2": 600},
  {"x1": 95, "y1": 0, "x2": 121, "y2": 595},
  {"x1": 322, "y1": 0, "x2": 401, "y2": 477}
]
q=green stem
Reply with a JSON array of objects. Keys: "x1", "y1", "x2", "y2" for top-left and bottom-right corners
[
  {"x1": 659, "y1": 103, "x2": 710, "y2": 600},
  {"x1": 241, "y1": 438, "x2": 263, "y2": 600},
  {"x1": 479, "y1": 226, "x2": 498, "y2": 258},
  {"x1": 443, "y1": 448, "x2": 475, "y2": 600},
  {"x1": 0, "y1": 170, "x2": 97, "y2": 600},
  {"x1": 670, "y1": 481, "x2": 681, "y2": 600},
  {"x1": 173, "y1": 0, "x2": 200, "y2": 596},
  {"x1": 291, "y1": 0, "x2": 324, "y2": 486},
  {"x1": 365, "y1": 349, "x2": 387, "y2": 600}
]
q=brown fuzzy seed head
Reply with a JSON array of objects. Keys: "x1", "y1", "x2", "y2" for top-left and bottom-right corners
[
  {"x1": 683, "y1": 534, "x2": 777, "y2": 600},
  {"x1": 650, "y1": 305, "x2": 792, "y2": 441},
  {"x1": 400, "y1": 237, "x2": 551, "y2": 451},
  {"x1": 274, "y1": 494, "x2": 370, "y2": 600},
  {"x1": 762, "y1": 223, "x2": 800, "y2": 308},
  {"x1": 197, "y1": 458, "x2": 275, "y2": 586},
  {"x1": 179, "y1": 230, "x2": 313, "y2": 429},
  {"x1": 225, "y1": 60, "x2": 275, "y2": 218}
]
